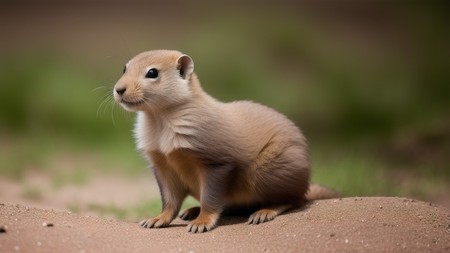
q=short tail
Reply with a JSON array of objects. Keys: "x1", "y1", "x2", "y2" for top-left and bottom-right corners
[{"x1": 306, "y1": 184, "x2": 340, "y2": 200}]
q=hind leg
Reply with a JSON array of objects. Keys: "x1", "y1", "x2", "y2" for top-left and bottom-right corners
[{"x1": 248, "y1": 204, "x2": 293, "y2": 225}]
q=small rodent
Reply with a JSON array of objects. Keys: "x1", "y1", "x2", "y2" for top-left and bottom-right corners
[{"x1": 113, "y1": 50, "x2": 336, "y2": 233}]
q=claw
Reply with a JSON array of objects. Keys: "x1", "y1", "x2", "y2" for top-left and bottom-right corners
[
  {"x1": 187, "y1": 222, "x2": 209, "y2": 233},
  {"x1": 248, "y1": 209, "x2": 276, "y2": 225},
  {"x1": 139, "y1": 217, "x2": 170, "y2": 229},
  {"x1": 186, "y1": 211, "x2": 218, "y2": 233}
]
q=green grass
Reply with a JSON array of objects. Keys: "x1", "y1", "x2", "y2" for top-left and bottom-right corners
[
  {"x1": 311, "y1": 145, "x2": 450, "y2": 201},
  {"x1": 311, "y1": 154, "x2": 395, "y2": 197},
  {"x1": 70, "y1": 196, "x2": 200, "y2": 221},
  {"x1": 52, "y1": 168, "x2": 90, "y2": 189}
]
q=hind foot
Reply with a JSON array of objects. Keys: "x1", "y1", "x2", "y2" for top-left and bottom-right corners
[{"x1": 248, "y1": 204, "x2": 292, "y2": 225}]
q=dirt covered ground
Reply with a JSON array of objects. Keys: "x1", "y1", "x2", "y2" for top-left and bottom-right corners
[{"x1": 1, "y1": 197, "x2": 449, "y2": 253}]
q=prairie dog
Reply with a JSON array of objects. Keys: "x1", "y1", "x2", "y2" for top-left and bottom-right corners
[{"x1": 114, "y1": 50, "x2": 332, "y2": 233}]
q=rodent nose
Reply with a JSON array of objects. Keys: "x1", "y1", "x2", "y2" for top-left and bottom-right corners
[{"x1": 115, "y1": 87, "x2": 126, "y2": 95}]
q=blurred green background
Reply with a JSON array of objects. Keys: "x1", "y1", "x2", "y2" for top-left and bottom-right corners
[{"x1": 0, "y1": 1, "x2": 449, "y2": 219}]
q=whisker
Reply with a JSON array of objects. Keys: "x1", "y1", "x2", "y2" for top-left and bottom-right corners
[
  {"x1": 95, "y1": 88, "x2": 126, "y2": 131},
  {"x1": 102, "y1": 96, "x2": 116, "y2": 118},
  {"x1": 96, "y1": 88, "x2": 115, "y2": 118},
  {"x1": 91, "y1": 86, "x2": 109, "y2": 93},
  {"x1": 91, "y1": 81, "x2": 116, "y2": 92},
  {"x1": 112, "y1": 99, "x2": 130, "y2": 128},
  {"x1": 111, "y1": 99, "x2": 120, "y2": 128}
]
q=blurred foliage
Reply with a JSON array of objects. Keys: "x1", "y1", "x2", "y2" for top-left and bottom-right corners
[
  {"x1": 72, "y1": 196, "x2": 199, "y2": 221},
  {"x1": 0, "y1": 0, "x2": 449, "y2": 208}
]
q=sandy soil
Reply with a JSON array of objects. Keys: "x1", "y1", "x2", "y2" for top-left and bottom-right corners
[
  {"x1": 1, "y1": 197, "x2": 449, "y2": 253},
  {"x1": 0, "y1": 174, "x2": 160, "y2": 215}
]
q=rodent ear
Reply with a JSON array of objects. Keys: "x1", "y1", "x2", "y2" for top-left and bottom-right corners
[{"x1": 176, "y1": 54, "x2": 194, "y2": 80}]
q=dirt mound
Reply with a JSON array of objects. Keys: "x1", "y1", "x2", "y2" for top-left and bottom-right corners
[{"x1": 1, "y1": 197, "x2": 449, "y2": 252}]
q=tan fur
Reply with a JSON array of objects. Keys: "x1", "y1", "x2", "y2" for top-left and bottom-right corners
[{"x1": 114, "y1": 50, "x2": 335, "y2": 233}]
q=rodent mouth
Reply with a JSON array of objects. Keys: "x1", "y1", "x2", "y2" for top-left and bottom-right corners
[{"x1": 120, "y1": 99, "x2": 146, "y2": 107}]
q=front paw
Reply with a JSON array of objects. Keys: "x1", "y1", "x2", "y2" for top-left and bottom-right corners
[
  {"x1": 187, "y1": 220, "x2": 215, "y2": 233},
  {"x1": 186, "y1": 211, "x2": 219, "y2": 233},
  {"x1": 139, "y1": 215, "x2": 172, "y2": 229}
]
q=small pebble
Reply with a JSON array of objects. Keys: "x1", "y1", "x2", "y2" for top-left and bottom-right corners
[{"x1": 42, "y1": 222, "x2": 54, "y2": 227}]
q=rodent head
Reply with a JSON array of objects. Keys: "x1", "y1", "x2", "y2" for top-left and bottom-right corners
[{"x1": 114, "y1": 50, "x2": 194, "y2": 112}]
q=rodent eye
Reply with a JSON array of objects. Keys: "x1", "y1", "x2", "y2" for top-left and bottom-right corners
[
  {"x1": 145, "y1": 68, "x2": 159, "y2": 79},
  {"x1": 122, "y1": 66, "x2": 126, "y2": 74}
]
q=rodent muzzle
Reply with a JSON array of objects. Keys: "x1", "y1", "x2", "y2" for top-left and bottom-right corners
[{"x1": 115, "y1": 87, "x2": 126, "y2": 96}]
